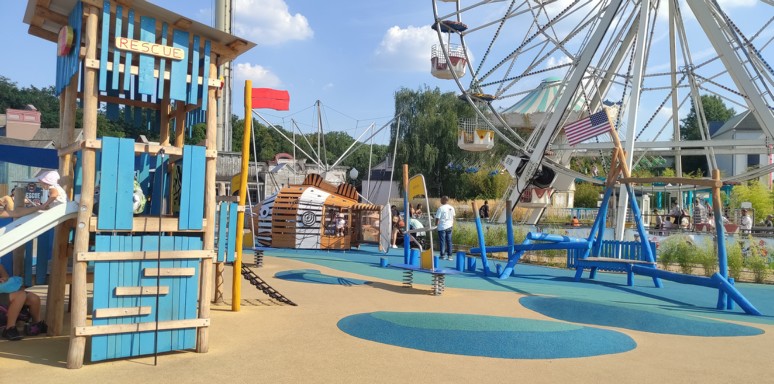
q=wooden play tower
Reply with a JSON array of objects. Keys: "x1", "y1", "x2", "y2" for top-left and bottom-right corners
[{"x1": 23, "y1": 0, "x2": 254, "y2": 368}]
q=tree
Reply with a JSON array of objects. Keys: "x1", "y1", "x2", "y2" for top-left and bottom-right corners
[
  {"x1": 680, "y1": 95, "x2": 735, "y2": 141},
  {"x1": 679, "y1": 95, "x2": 735, "y2": 176},
  {"x1": 0, "y1": 76, "x2": 60, "y2": 127},
  {"x1": 730, "y1": 179, "x2": 772, "y2": 220},
  {"x1": 574, "y1": 182, "x2": 602, "y2": 208},
  {"x1": 392, "y1": 86, "x2": 477, "y2": 197}
]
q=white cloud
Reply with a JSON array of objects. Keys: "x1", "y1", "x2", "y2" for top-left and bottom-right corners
[
  {"x1": 374, "y1": 25, "x2": 438, "y2": 71},
  {"x1": 233, "y1": 0, "x2": 313, "y2": 45},
  {"x1": 323, "y1": 83, "x2": 334, "y2": 91},
  {"x1": 546, "y1": 55, "x2": 573, "y2": 68},
  {"x1": 233, "y1": 62, "x2": 281, "y2": 88}
]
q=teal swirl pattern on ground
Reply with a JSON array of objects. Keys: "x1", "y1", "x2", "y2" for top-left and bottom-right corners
[{"x1": 337, "y1": 311, "x2": 636, "y2": 359}]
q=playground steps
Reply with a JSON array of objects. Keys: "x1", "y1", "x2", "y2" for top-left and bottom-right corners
[{"x1": 240, "y1": 264, "x2": 297, "y2": 306}]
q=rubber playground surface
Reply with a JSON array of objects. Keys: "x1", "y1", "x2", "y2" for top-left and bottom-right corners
[{"x1": 2, "y1": 244, "x2": 774, "y2": 383}]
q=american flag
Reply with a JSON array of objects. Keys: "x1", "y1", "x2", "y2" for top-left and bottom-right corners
[{"x1": 564, "y1": 110, "x2": 612, "y2": 146}]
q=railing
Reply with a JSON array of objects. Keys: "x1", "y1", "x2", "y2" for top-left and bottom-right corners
[{"x1": 566, "y1": 240, "x2": 657, "y2": 268}]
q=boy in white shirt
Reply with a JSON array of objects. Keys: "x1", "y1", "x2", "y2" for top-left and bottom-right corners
[{"x1": 435, "y1": 196, "x2": 456, "y2": 260}]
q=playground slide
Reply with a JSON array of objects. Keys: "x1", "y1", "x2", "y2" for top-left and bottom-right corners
[{"x1": 0, "y1": 201, "x2": 79, "y2": 257}]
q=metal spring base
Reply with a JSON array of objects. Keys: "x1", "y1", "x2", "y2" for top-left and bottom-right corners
[
  {"x1": 402, "y1": 270, "x2": 414, "y2": 288},
  {"x1": 431, "y1": 274, "x2": 445, "y2": 296},
  {"x1": 254, "y1": 249, "x2": 264, "y2": 268}
]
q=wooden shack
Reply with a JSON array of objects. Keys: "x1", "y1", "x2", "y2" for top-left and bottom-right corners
[{"x1": 254, "y1": 174, "x2": 382, "y2": 250}]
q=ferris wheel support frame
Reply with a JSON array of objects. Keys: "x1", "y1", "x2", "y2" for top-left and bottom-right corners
[
  {"x1": 512, "y1": 0, "x2": 625, "y2": 197},
  {"x1": 614, "y1": 0, "x2": 651, "y2": 242},
  {"x1": 687, "y1": 0, "x2": 774, "y2": 140}
]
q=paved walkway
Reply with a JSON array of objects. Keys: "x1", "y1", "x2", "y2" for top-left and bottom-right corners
[{"x1": 2, "y1": 247, "x2": 773, "y2": 383}]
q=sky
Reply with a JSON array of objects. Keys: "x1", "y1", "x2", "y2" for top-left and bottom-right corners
[
  {"x1": 0, "y1": 0, "x2": 771, "y2": 147},
  {"x1": 0, "y1": 0, "x2": 454, "y2": 145}
]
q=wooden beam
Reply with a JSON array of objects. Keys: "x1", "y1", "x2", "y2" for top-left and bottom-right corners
[
  {"x1": 58, "y1": 139, "x2": 188, "y2": 157},
  {"x1": 83, "y1": 60, "x2": 221, "y2": 88},
  {"x1": 75, "y1": 318, "x2": 209, "y2": 336},
  {"x1": 115, "y1": 286, "x2": 170, "y2": 296},
  {"x1": 88, "y1": 217, "x2": 208, "y2": 232},
  {"x1": 77, "y1": 250, "x2": 214, "y2": 262},
  {"x1": 35, "y1": 4, "x2": 69, "y2": 25},
  {"x1": 93, "y1": 306, "x2": 152, "y2": 318},
  {"x1": 143, "y1": 268, "x2": 196, "y2": 277},
  {"x1": 28, "y1": 25, "x2": 58, "y2": 42}
]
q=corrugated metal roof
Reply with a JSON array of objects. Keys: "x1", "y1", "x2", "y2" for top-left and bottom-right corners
[{"x1": 711, "y1": 110, "x2": 753, "y2": 137}]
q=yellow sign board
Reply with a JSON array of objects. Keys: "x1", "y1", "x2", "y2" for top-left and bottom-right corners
[
  {"x1": 231, "y1": 173, "x2": 242, "y2": 194},
  {"x1": 408, "y1": 175, "x2": 427, "y2": 200}
]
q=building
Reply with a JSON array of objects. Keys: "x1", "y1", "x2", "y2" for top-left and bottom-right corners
[{"x1": 712, "y1": 110, "x2": 772, "y2": 185}]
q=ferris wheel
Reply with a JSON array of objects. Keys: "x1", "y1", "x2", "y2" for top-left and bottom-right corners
[
  {"x1": 430, "y1": 0, "x2": 774, "y2": 232},
  {"x1": 431, "y1": 0, "x2": 774, "y2": 183}
]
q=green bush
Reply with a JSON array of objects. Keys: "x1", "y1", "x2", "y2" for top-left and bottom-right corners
[
  {"x1": 726, "y1": 241, "x2": 744, "y2": 281},
  {"x1": 745, "y1": 239, "x2": 770, "y2": 283},
  {"x1": 658, "y1": 235, "x2": 694, "y2": 272},
  {"x1": 694, "y1": 239, "x2": 717, "y2": 277}
]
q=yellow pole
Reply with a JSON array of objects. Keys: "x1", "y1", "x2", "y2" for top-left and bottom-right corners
[{"x1": 232, "y1": 81, "x2": 252, "y2": 311}]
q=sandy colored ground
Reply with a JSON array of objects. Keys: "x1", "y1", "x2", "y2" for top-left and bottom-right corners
[{"x1": 1, "y1": 254, "x2": 773, "y2": 383}]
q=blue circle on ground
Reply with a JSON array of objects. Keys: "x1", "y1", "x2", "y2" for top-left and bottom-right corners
[
  {"x1": 337, "y1": 312, "x2": 636, "y2": 359},
  {"x1": 275, "y1": 269, "x2": 371, "y2": 286},
  {"x1": 520, "y1": 296, "x2": 763, "y2": 337}
]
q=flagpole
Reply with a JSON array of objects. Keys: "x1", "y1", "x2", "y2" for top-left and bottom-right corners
[{"x1": 232, "y1": 81, "x2": 253, "y2": 312}]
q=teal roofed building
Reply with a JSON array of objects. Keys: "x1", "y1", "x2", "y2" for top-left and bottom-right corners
[{"x1": 500, "y1": 77, "x2": 586, "y2": 129}]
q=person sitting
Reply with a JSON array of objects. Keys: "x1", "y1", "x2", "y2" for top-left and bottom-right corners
[
  {"x1": 571, "y1": 216, "x2": 580, "y2": 227},
  {"x1": 412, "y1": 203, "x2": 423, "y2": 219},
  {"x1": 765, "y1": 214, "x2": 773, "y2": 227},
  {"x1": 1, "y1": 265, "x2": 47, "y2": 341},
  {"x1": 680, "y1": 209, "x2": 691, "y2": 229},
  {"x1": 390, "y1": 215, "x2": 404, "y2": 248},
  {"x1": 407, "y1": 217, "x2": 427, "y2": 250},
  {"x1": 652, "y1": 209, "x2": 663, "y2": 229}
]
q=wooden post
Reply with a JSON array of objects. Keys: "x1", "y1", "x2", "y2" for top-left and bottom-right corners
[
  {"x1": 67, "y1": 5, "x2": 99, "y2": 369},
  {"x1": 232, "y1": 81, "x2": 252, "y2": 311},
  {"x1": 47, "y1": 76, "x2": 78, "y2": 336},
  {"x1": 174, "y1": 100, "x2": 186, "y2": 147},
  {"x1": 159, "y1": 98, "x2": 171, "y2": 146},
  {"x1": 196, "y1": 62, "x2": 218, "y2": 353}
]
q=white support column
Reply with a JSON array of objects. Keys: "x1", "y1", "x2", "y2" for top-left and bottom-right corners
[
  {"x1": 614, "y1": 0, "x2": 651, "y2": 241},
  {"x1": 669, "y1": 0, "x2": 683, "y2": 177},
  {"x1": 516, "y1": 0, "x2": 625, "y2": 196}
]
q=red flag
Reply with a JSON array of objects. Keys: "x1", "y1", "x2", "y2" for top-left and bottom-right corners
[
  {"x1": 251, "y1": 88, "x2": 290, "y2": 111},
  {"x1": 564, "y1": 110, "x2": 612, "y2": 146}
]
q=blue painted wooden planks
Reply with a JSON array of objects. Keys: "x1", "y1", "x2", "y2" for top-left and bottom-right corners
[
  {"x1": 169, "y1": 30, "x2": 190, "y2": 102},
  {"x1": 91, "y1": 234, "x2": 202, "y2": 362},
  {"x1": 138, "y1": 16, "x2": 157, "y2": 96},
  {"x1": 97, "y1": 137, "x2": 135, "y2": 230},
  {"x1": 178, "y1": 145, "x2": 206, "y2": 230},
  {"x1": 98, "y1": 0, "x2": 111, "y2": 92}
]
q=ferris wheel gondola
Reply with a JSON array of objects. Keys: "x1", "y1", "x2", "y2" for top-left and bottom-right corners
[{"x1": 430, "y1": 20, "x2": 468, "y2": 80}]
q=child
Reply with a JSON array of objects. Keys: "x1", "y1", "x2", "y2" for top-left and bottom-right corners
[
  {"x1": 1, "y1": 264, "x2": 47, "y2": 340},
  {"x1": 36, "y1": 170, "x2": 66, "y2": 211},
  {"x1": 336, "y1": 214, "x2": 346, "y2": 237}
]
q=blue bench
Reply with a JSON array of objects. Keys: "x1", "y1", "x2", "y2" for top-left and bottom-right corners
[
  {"x1": 574, "y1": 257, "x2": 660, "y2": 287},
  {"x1": 390, "y1": 263, "x2": 461, "y2": 295}
]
